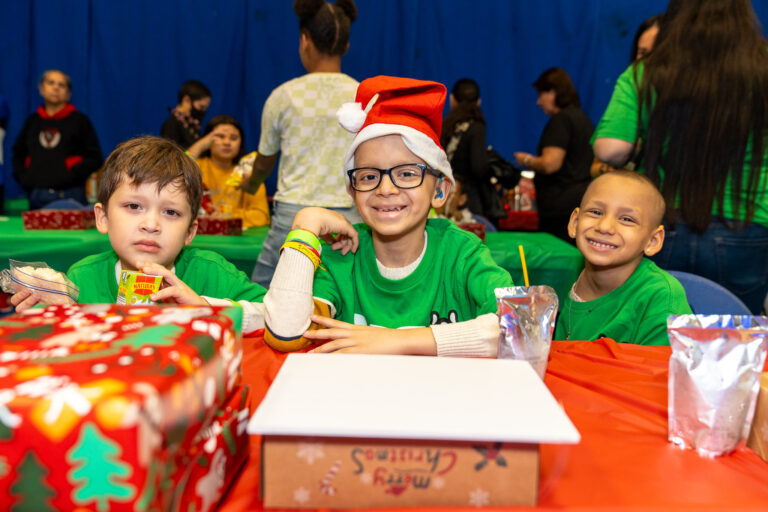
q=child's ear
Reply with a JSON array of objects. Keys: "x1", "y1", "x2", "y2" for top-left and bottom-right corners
[
  {"x1": 643, "y1": 225, "x2": 665, "y2": 257},
  {"x1": 567, "y1": 208, "x2": 580, "y2": 239},
  {"x1": 94, "y1": 203, "x2": 109, "y2": 234},
  {"x1": 431, "y1": 178, "x2": 452, "y2": 208},
  {"x1": 185, "y1": 219, "x2": 198, "y2": 246}
]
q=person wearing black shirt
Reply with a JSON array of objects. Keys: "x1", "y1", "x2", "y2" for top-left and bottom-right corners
[{"x1": 514, "y1": 67, "x2": 593, "y2": 243}]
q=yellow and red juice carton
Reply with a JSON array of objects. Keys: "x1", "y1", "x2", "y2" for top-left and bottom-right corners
[{"x1": 117, "y1": 270, "x2": 162, "y2": 305}]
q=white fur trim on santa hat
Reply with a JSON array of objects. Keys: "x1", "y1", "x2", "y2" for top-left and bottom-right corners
[{"x1": 343, "y1": 123, "x2": 454, "y2": 186}]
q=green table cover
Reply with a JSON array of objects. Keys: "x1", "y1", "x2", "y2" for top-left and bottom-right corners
[{"x1": 0, "y1": 216, "x2": 583, "y2": 303}]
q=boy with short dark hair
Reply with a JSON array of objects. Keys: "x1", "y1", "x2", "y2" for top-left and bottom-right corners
[
  {"x1": 12, "y1": 136, "x2": 266, "y2": 332},
  {"x1": 160, "y1": 80, "x2": 212, "y2": 149},
  {"x1": 555, "y1": 170, "x2": 691, "y2": 345},
  {"x1": 264, "y1": 76, "x2": 513, "y2": 356},
  {"x1": 12, "y1": 69, "x2": 103, "y2": 209}
]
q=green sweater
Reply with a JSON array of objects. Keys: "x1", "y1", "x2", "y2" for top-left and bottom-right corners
[
  {"x1": 67, "y1": 247, "x2": 266, "y2": 304},
  {"x1": 554, "y1": 258, "x2": 691, "y2": 346},
  {"x1": 313, "y1": 219, "x2": 514, "y2": 327},
  {"x1": 593, "y1": 64, "x2": 768, "y2": 226}
]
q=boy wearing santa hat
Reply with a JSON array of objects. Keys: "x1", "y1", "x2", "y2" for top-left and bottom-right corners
[{"x1": 263, "y1": 76, "x2": 513, "y2": 356}]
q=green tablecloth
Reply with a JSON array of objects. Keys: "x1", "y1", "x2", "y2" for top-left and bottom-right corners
[{"x1": 0, "y1": 216, "x2": 583, "y2": 302}]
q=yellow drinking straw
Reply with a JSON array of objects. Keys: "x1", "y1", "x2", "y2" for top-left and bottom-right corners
[{"x1": 518, "y1": 245, "x2": 530, "y2": 286}]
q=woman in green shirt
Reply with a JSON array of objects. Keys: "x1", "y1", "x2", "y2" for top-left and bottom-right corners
[{"x1": 592, "y1": 0, "x2": 768, "y2": 313}]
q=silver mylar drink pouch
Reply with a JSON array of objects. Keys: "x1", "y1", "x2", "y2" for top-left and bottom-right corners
[
  {"x1": 668, "y1": 314, "x2": 768, "y2": 457},
  {"x1": 496, "y1": 286, "x2": 559, "y2": 378}
]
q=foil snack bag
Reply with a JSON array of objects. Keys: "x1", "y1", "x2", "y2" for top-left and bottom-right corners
[
  {"x1": 496, "y1": 286, "x2": 559, "y2": 378},
  {"x1": 668, "y1": 315, "x2": 768, "y2": 458}
]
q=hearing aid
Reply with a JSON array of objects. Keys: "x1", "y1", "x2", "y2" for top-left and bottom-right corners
[{"x1": 435, "y1": 176, "x2": 444, "y2": 199}]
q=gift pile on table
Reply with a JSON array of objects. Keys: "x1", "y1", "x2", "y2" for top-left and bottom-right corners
[
  {"x1": 22, "y1": 210, "x2": 96, "y2": 230},
  {"x1": 0, "y1": 304, "x2": 250, "y2": 511}
]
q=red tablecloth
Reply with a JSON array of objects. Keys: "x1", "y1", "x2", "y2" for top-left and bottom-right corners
[{"x1": 219, "y1": 336, "x2": 768, "y2": 511}]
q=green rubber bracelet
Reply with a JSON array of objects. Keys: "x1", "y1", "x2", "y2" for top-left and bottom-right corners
[{"x1": 285, "y1": 228, "x2": 320, "y2": 251}]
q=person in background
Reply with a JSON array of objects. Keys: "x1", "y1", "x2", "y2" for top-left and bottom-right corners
[
  {"x1": 555, "y1": 170, "x2": 691, "y2": 345},
  {"x1": 12, "y1": 70, "x2": 103, "y2": 209},
  {"x1": 440, "y1": 78, "x2": 496, "y2": 222},
  {"x1": 592, "y1": 0, "x2": 768, "y2": 314},
  {"x1": 186, "y1": 115, "x2": 270, "y2": 228},
  {"x1": 240, "y1": 0, "x2": 362, "y2": 288},
  {"x1": 591, "y1": 13, "x2": 662, "y2": 178},
  {"x1": 513, "y1": 68, "x2": 593, "y2": 243},
  {"x1": 160, "y1": 80, "x2": 211, "y2": 149}
]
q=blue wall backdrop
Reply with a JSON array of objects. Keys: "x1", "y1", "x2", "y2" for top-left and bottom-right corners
[{"x1": 1, "y1": 0, "x2": 767, "y2": 200}]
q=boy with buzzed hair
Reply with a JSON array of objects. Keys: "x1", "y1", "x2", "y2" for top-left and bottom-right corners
[
  {"x1": 555, "y1": 170, "x2": 691, "y2": 345},
  {"x1": 12, "y1": 69, "x2": 103, "y2": 209},
  {"x1": 264, "y1": 76, "x2": 513, "y2": 356},
  {"x1": 11, "y1": 136, "x2": 266, "y2": 332},
  {"x1": 161, "y1": 80, "x2": 212, "y2": 149}
]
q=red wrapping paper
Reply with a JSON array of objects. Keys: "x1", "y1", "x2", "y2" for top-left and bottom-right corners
[
  {"x1": 22, "y1": 209, "x2": 96, "y2": 230},
  {"x1": 0, "y1": 304, "x2": 243, "y2": 511},
  {"x1": 457, "y1": 222, "x2": 486, "y2": 242},
  {"x1": 197, "y1": 217, "x2": 243, "y2": 236}
]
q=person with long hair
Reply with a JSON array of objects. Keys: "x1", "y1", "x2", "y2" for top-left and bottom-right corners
[
  {"x1": 592, "y1": 0, "x2": 768, "y2": 313},
  {"x1": 440, "y1": 78, "x2": 496, "y2": 221},
  {"x1": 241, "y1": 0, "x2": 361, "y2": 287},
  {"x1": 187, "y1": 115, "x2": 270, "y2": 228},
  {"x1": 514, "y1": 68, "x2": 594, "y2": 243}
]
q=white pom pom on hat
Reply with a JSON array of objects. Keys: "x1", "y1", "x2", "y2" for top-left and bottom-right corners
[{"x1": 336, "y1": 76, "x2": 453, "y2": 187}]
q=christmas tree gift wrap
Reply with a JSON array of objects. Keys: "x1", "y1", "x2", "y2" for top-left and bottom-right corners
[
  {"x1": 174, "y1": 386, "x2": 251, "y2": 512},
  {"x1": 0, "y1": 303, "x2": 244, "y2": 511}
]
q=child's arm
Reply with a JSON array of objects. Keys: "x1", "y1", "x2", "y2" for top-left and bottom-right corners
[
  {"x1": 263, "y1": 207, "x2": 358, "y2": 351},
  {"x1": 186, "y1": 131, "x2": 215, "y2": 159},
  {"x1": 305, "y1": 313, "x2": 500, "y2": 356}
]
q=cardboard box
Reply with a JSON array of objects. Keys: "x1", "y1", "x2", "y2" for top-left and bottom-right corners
[
  {"x1": 249, "y1": 354, "x2": 579, "y2": 508},
  {"x1": 748, "y1": 372, "x2": 768, "y2": 463},
  {"x1": 197, "y1": 216, "x2": 242, "y2": 236},
  {"x1": 457, "y1": 222, "x2": 486, "y2": 242},
  {"x1": 0, "y1": 304, "x2": 243, "y2": 511},
  {"x1": 22, "y1": 209, "x2": 96, "y2": 229},
  {"x1": 261, "y1": 436, "x2": 538, "y2": 508}
]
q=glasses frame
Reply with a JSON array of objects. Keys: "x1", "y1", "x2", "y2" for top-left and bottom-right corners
[{"x1": 346, "y1": 163, "x2": 441, "y2": 192}]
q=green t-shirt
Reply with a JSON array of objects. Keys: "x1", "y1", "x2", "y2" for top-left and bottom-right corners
[
  {"x1": 313, "y1": 219, "x2": 514, "y2": 327},
  {"x1": 67, "y1": 247, "x2": 266, "y2": 304},
  {"x1": 593, "y1": 64, "x2": 768, "y2": 226},
  {"x1": 554, "y1": 258, "x2": 692, "y2": 346}
]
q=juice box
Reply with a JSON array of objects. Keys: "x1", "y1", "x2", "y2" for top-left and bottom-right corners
[{"x1": 117, "y1": 270, "x2": 162, "y2": 305}]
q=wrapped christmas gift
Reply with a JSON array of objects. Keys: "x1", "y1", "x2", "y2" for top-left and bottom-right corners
[
  {"x1": 22, "y1": 209, "x2": 96, "y2": 230},
  {"x1": 0, "y1": 303, "x2": 243, "y2": 511},
  {"x1": 196, "y1": 216, "x2": 243, "y2": 236}
]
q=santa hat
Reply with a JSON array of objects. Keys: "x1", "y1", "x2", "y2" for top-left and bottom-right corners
[{"x1": 337, "y1": 76, "x2": 453, "y2": 187}]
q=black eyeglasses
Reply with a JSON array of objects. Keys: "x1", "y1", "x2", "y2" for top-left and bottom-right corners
[{"x1": 347, "y1": 163, "x2": 440, "y2": 192}]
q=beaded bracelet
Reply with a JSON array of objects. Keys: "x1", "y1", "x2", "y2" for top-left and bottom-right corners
[
  {"x1": 281, "y1": 240, "x2": 324, "y2": 271},
  {"x1": 285, "y1": 228, "x2": 320, "y2": 251}
]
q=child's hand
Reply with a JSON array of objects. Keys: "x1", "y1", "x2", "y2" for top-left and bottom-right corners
[
  {"x1": 292, "y1": 207, "x2": 359, "y2": 255},
  {"x1": 137, "y1": 262, "x2": 209, "y2": 306},
  {"x1": 304, "y1": 315, "x2": 435, "y2": 355},
  {"x1": 9, "y1": 289, "x2": 44, "y2": 312}
]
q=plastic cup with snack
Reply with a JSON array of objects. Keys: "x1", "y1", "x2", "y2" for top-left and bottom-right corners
[{"x1": 0, "y1": 259, "x2": 79, "y2": 305}]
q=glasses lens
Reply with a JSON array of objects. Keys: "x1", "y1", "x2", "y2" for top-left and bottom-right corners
[
  {"x1": 352, "y1": 168, "x2": 381, "y2": 191},
  {"x1": 391, "y1": 165, "x2": 425, "y2": 188}
]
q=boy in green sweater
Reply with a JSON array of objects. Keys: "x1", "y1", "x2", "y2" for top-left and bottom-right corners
[
  {"x1": 11, "y1": 136, "x2": 266, "y2": 332},
  {"x1": 263, "y1": 76, "x2": 513, "y2": 356},
  {"x1": 555, "y1": 170, "x2": 691, "y2": 345}
]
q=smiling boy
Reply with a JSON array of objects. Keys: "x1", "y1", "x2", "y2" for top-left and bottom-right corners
[
  {"x1": 263, "y1": 76, "x2": 513, "y2": 356},
  {"x1": 11, "y1": 136, "x2": 266, "y2": 332},
  {"x1": 554, "y1": 170, "x2": 691, "y2": 345}
]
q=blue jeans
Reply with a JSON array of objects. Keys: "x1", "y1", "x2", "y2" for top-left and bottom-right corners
[
  {"x1": 29, "y1": 186, "x2": 87, "y2": 210},
  {"x1": 651, "y1": 216, "x2": 768, "y2": 314},
  {"x1": 251, "y1": 201, "x2": 362, "y2": 288}
]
